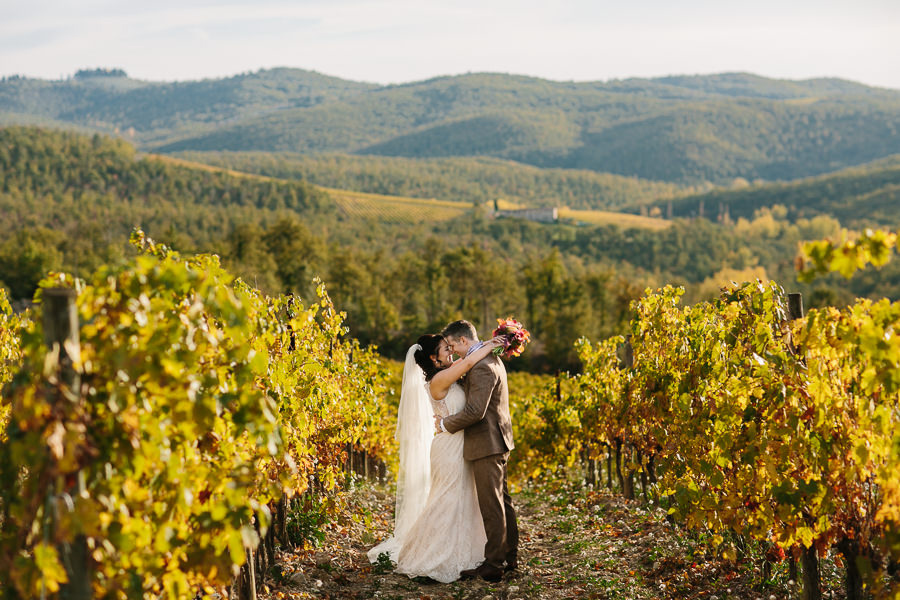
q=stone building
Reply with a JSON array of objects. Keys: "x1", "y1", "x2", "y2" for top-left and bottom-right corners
[{"x1": 493, "y1": 207, "x2": 558, "y2": 223}]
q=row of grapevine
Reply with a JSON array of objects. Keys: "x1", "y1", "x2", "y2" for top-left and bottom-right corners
[
  {"x1": 0, "y1": 289, "x2": 21, "y2": 438},
  {"x1": 510, "y1": 278, "x2": 900, "y2": 599},
  {"x1": 0, "y1": 231, "x2": 397, "y2": 599},
  {"x1": 798, "y1": 229, "x2": 900, "y2": 596}
]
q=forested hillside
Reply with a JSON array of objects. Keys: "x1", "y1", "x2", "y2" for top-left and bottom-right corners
[
  {"x1": 151, "y1": 76, "x2": 900, "y2": 183},
  {"x1": 174, "y1": 150, "x2": 900, "y2": 221},
  {"x1": 173, "y1": 150, "x2": 690, "y2": 210},
  {"x1": 3, "y1": 127, "x2": 898, "y2": 370},
  {"x1": 0, "y1": 127, "x2": 331, "y2": 298},
  {"x1": 3, "y1": 70, "x2": 899, "y2": 183},
  {"x1": 659, "y1": 155, "x2": 900, "y2": 228},
  {"x1": 0, "y1": 68, "x2": 375, "y2": 145}
]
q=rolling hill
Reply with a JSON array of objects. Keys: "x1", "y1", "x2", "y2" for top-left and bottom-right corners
[
  {"x1": 0, "y1": 68, "x2": 376, "y2": 145},
  {"x1": 660, "y1": 155, "x2": 900, "y2": 228},
  {"x1": 155, "y1": 155, "x2": 674, "y2": 229},
  {"x1": 3, "y1": 69, "x2": 899, "y2": 184},
  {"x1": 171, "y1": 151, "x2": 690, "y2": 211},
  {"x1": 321, "y1": 186, "x2": 671, "y2": 229},
  {"x1": 5, "y1": 125, "x2": 900, "y2": 362}
]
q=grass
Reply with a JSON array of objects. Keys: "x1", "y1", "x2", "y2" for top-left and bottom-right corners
[
  {"x1": 151, "y1": 153, "x2": 673, "y2": 229},
  {"x1": 559, "y1": 206, "x2": 672, "y2": 230},
  {"x1": 322, "y1": 187, "x2": 473, "y2": 224}
]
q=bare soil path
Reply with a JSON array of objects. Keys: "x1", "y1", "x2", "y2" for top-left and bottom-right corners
[{"x1": 259, "y1": 481, "x2": 842, "y2": 600}]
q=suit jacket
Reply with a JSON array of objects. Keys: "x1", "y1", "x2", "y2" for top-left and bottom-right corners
[{"x1": 442, "y1": 353, "x2": 514, "y2": 460}]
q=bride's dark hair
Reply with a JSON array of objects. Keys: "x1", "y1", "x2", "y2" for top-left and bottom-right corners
[{"x1": 414, "y1": 334, "x2": 445, "y2": 381}]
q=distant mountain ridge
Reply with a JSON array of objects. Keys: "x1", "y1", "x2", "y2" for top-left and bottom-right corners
[
  {"x1": 0, "y1": 68, "x2": 375, "y2": 144},
  {"x1": 652, "y1": 72, "x2": 891, "y2": 99},
  {"x1": 2, "y1": 68, "x2": 899, "y2": 183}
]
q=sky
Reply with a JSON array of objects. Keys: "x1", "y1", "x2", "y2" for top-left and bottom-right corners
[{"x1": 3, "y1": 0, "x2": 899, "y2": 89}]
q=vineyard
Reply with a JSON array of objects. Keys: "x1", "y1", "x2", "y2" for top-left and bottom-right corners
[
  {"x1": 557, "y1": 208, "x2": 672, "y2": 231},
  {"x1": 326, "y1": 187, "x2": 674, "y2": 229},
  {"x1": 117, "y1": 152, "x2": 675, "y2": 230},
  {"x1": 507, "y1": 233, "x2": 900, "y2": 599},
  {"x1": 324, "y1": 188, "x2": 471, "y2": 224},
  {"x1": 1, "y1": 229, "x2": 900, "y2": 599},
  {"x1": 0, "y1": 232, "x2": 397, "y2": 599}
]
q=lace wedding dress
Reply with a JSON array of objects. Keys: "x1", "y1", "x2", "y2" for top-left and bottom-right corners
[{"x1": 369, "y1": 382, "x2": 486, "y2": 583}]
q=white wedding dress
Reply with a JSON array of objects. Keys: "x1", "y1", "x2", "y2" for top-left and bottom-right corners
[{"x1": 368, "y1": 382, "x2": 486, "y2": 583}]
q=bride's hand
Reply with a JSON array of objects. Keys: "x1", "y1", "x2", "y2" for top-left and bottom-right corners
[{"x1": 486, "y1": 335, "x2": 508, "y2": 349}]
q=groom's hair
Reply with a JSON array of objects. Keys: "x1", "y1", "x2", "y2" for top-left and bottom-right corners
[{"x1": 442, "y1": 320, "x2": 478, "y2": 341}]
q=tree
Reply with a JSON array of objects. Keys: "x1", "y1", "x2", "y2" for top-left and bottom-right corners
[
  {"x1": 441, "y1": 245, "x2": 517, "y2": 336},
  {"x1": 0, "y1": 227, "x2": 64, "y2": 300},
  {"x1": 225, "y1": 223, "x2": 279, "y2": 293},
  {"x1": 262, "y1": 216, "x2": 323, "y2": 297}
]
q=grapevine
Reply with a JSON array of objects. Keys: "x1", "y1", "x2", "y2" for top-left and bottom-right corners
[
  {"x1": 0, "y1": 231, "x2": 395, "y2": 598},
  {"x1": 571, "y1": 281, "x2": 899, "y2": 597}
]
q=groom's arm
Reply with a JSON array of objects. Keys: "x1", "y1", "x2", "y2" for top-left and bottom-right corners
[{"x1": 442, "y1": 361, "x2": 498, "y2": 434}]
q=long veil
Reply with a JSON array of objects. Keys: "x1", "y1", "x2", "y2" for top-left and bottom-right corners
[{"x1": 367, "y1": 344, "x2": 433, "y2": 562}]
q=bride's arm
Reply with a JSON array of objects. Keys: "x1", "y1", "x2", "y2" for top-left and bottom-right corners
[{"x1": 429, "y1": 336, "x2": 505, "y2": 400}]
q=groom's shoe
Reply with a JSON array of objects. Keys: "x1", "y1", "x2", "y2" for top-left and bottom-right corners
[
  {"x1": 504, "y1": 557, "x2": 518, "y2": 572},
  {"x1": 474, "y1": 563, "x2": 504, "y2": 582}
]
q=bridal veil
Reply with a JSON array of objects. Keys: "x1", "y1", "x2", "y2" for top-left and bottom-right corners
[{"x1": 367, "y1": 343, "x2": 433, "y2": 561}]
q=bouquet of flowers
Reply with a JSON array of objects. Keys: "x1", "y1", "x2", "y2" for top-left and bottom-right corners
[{"x1": 491, "y1": 317, "x2": 531, "y2": 359}]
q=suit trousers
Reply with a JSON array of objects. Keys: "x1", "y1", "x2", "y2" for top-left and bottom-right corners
[{"x1": 471, "y1": 452, "x2": 519, "y2": 569}]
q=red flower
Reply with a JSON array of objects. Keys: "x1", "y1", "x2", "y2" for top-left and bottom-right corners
[{"x1": 491, "y1": 316, "x2": 531, "y2": 359}]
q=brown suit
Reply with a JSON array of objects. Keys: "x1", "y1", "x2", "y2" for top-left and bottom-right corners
[{"x1": 443, "y1": 353, "x2": 518, "y2": 570}]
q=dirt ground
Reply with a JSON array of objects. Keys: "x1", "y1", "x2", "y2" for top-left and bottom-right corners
[{"x1": 257, "y1": 480, "x2": 846, "y2": 600}]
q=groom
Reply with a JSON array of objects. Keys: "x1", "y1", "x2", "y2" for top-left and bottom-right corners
[{"x1": 435, "y1": 319, "x2": 519, "y2": 582}]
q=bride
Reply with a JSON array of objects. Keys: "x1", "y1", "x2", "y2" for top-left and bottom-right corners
[{"x1": 367, "y1": 333, "x2": 504, "y2": 583}]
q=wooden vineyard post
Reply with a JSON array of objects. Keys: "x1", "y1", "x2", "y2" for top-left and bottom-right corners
[
  {"x1": 788, "y1": 292, "x2": 804, "y2": 322},
  {"x1": 620, "y1": 337, "x2": 635, "y2": 499},
  {"x1": 785, "y1": 293, "x2": 801, "y2": 591},
  {"x1": 787, "y1": 293, "x2": 822, "y2": 600},
  {"x1": 623, "y1": 445, "x2": 635, "y2": 500},
  {"x1": 801, "y1": 546, "x2": 822, "y2": 600},
  {"x1": 614, "y1": 439, "x2": 626, "y2": 494},
  {"x1": 240, "y1": 545, "x2": 257, "y2": 600},
  {"x1": 622, "y1": 335, "x2": 634, "y2": 369},
  {"x1": 605, "y1": 445, "x2": 613, "y2": 490},
  {"x1": 638, "y1": 450, "x2": 648, "y2": 502},
  {"x1": 344, "y1": 442, "x2": 352, "y2": 486},
  {"x1": 286, "y1": 295, "x2": 296, "y2": 352},
  {"x1": 44, "y1": 288, "x2": 92, "y2": 600}
]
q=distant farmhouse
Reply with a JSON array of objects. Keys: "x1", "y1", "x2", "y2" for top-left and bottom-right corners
[{"x1": 492, "y1": 207, "x2": 558, "y2": 224}]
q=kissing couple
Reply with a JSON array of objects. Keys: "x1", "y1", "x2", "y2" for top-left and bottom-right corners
[{"x1": 367, "y1": 319, "x2": 519, "y2": 583}]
